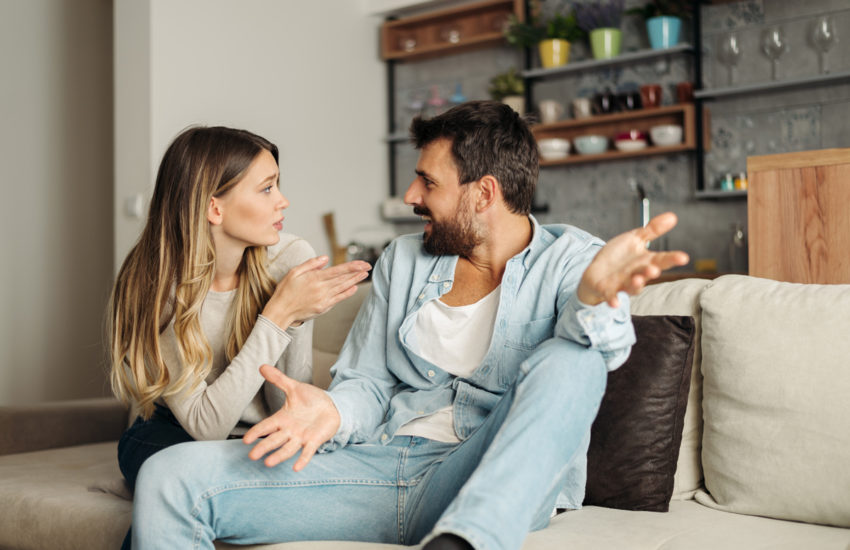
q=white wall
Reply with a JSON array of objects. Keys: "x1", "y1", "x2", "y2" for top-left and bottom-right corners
[
  {"x1": 115, "y1": 0, "x2": 392, "y2": 268},
  {"x1": 0, "y1": 0, "x2": 114, "y2": 405}
]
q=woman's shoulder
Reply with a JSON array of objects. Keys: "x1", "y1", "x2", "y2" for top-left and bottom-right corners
[{"x1": 266, "y1": 233, "x2": 317, "y2": 279}]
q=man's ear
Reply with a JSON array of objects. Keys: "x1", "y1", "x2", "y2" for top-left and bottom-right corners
[
  {"x1": 475, "y1": 175, "x2": 499, "y2": 212},
  {"x1": 207, "y1": 197, "x2": 223, "y2": 225}
]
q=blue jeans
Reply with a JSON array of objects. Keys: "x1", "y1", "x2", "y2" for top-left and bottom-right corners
[
  {"x1": 119, "y1": 404, "x2": 195, "y2": 550},
  {"x1": 132, "y1": 339, "x2": 607, "y2": 550}
]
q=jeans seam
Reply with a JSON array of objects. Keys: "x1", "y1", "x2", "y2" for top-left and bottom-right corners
[{"x1": 396, "y1": 445, "x2": 409, "y2": 544}]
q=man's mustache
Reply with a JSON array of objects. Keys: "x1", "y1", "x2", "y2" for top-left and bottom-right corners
[{"x1": 413, "y1": 206, "x2": 431, "y2": 217}]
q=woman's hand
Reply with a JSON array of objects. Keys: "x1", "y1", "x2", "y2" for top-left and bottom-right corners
[
  {"x1": 576, "y1": 212, "x2": 690, "y2": 308},
  {"x1": 243, "y1": 365, "x2": 341, "y2": 471},
  {"x1": 261, "y1": 256, "x2": 371, "y2": 330}
]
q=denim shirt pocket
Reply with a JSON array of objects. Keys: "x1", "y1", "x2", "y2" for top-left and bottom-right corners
[{"x1": 505, "y1": 315, "x2": 556, "y2": 351}]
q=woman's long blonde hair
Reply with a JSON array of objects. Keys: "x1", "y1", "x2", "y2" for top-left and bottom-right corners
[{"x1": 109, "y1": 126, "x2": 278, "y2": 418}]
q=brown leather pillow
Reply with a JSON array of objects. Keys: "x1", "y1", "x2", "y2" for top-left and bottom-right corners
[{"x1": 584, "y1": 315, "x2": 696, "y2": 512}]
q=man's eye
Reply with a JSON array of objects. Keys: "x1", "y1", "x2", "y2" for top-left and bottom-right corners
[{"x1": 262, "y1": 186, "x2": 273, "y2": 193}]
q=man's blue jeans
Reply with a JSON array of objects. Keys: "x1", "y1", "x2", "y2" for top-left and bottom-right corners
[{"x1": 132, "y1": 339, "x2": 607, "y2": 550}]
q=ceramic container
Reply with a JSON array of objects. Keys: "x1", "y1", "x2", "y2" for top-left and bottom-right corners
[
  {"x1": 538, "y1": 137, "x2": 571, "y2": 160},
  {"x1": 574, "y1": 134, "x2": 608, "y2": 155},
  {"x1": 649, "y1": 124, "x2": 683, "y2": 146}
]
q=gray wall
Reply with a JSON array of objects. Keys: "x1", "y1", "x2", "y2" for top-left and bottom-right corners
[
  {"x1": 390, "y1": 0, "x2": 850, "y2": 272},
  {"x1": 0, "y1": 0, "x2": 114, "y2": 405}
]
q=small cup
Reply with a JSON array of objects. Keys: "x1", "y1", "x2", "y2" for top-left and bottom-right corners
[
  {"x1": 616, "y1": 91, "x2": 642, "y2": 111},
  {"x1": 593, "y1": 89, "x2": 617, "y2": 114},
  {"x1": 538, "y1": 100, "x2": 565, "y2": 124},
  {"x1": 571, "y1": 97, "x2": 593, "y2": 119},
  {"x1": 640, "y1": 84, "x2": 662, "y2": 108},
  {"x1": 676, "y1": 81, "x2": 694, "y2": 103}
]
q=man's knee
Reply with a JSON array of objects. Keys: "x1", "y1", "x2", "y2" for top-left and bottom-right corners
[
  {"x1": 519, "y1": 339, "x2": 607, "y2": 395},
  {"x1": 134, "y1": 441, "x2": 206, "y2": 505}
]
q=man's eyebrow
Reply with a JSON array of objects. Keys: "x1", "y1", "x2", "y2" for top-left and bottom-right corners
[{"x1": 415, "y1": 169, "x2": 434, "y2": 181}]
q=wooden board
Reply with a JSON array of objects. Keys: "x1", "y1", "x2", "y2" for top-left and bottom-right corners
[{"x1": 747, "y1": 149, "x2": 850, "y2": 284}]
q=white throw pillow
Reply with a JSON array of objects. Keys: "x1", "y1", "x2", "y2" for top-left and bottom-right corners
[{"x1": 695, "y1": 275, "x2": 850, "y2": 527}]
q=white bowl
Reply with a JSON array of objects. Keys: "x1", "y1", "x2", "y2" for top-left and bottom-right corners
[
  {"x1": 538, "y1": 138, "x2": 570, "y2": 160},
  {"x1": 614, "y1": 139, "x2": 647, "y2": 152},
  {"x1": 649, "y1": 124, "x2": 683, "y2": 146},
  {"x1": 573, "y1": 135, "x2": 608, "y2": 155}
]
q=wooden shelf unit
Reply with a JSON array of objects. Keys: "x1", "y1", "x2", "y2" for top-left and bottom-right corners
[
  {"x1": 381, "y1": 0, "x2": 522, "y2": 61},
  {"x1": 532, "y1": 104, "x2": 697, "y2": 167}
]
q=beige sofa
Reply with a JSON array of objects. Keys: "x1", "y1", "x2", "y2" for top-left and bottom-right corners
[{"x1": 1, "y1": 276, "x2": 849, "y2": 549}]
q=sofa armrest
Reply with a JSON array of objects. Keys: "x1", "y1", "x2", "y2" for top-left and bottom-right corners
[{"x1": 0, "y1": 397, "x2": 128, "y2": 456}]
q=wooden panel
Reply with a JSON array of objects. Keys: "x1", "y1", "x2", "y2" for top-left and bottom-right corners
[{"x1": 748, "y1": 149, "x2": 850, "y2": 284}]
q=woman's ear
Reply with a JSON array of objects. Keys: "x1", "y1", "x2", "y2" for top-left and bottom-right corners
[{"x1": 207, "y1": 197, "x2": 224, "y2": 225}]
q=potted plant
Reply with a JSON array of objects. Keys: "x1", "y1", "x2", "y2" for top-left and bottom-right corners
[
  {"x1": 627, "y1": 0, "x2": 694, "y2": 50},
  {"x1": 488, "y1": 68, "x2": 525, "y2": 115},
  {"x1": 505, "y1": 9, "x2": 584, "y2": 68},
  {"x1": 575, "y1": 0, "x2": 625, "y2": 60}
]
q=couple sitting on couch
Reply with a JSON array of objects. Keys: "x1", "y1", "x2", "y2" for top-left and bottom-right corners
[{"x1": 109, "y1": 101, "x2": 688, "y2": 550}]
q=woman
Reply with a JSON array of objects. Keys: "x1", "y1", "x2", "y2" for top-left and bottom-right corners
[{"x1": 109, "y1": 126, "x2": 370, "y2": 489}]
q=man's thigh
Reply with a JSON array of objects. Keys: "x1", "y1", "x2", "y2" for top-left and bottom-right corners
[{"x1": 135, "y1": 439, "x2": 407, "y2": 545}]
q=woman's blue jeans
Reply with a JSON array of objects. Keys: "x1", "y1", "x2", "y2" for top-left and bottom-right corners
[
  {"x1": 132, "y1": 339, "x2": 607, "y2": 550},
  {"x1": 118, "y1": 404, "x2": 194, "y2": 549}
]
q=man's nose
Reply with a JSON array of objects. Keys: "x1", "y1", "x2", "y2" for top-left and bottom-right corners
[{"x1": 403, "y1": 179, "x2": 422, "y2": 206}]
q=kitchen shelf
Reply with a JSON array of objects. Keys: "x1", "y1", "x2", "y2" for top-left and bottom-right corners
[
  {"x1": 694, "y1": 69, "x2": 850, "y2": 100},
  {"x1": 522, "y1": 43, "x2": 693, "y2": 81},
  {"x1": 694, "y1": 189, "x2": 747, "y2": 200},
  {"x1": 533, "y1": 104, "x2": 697, "y2": 167},
  {"x1": 381, "y1": 0, "x2": 522, "y2": 61}
]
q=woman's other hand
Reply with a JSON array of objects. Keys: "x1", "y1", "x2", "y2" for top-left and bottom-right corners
[{"x1": 261, "y1": 256, "x2": 371, "y2": 329}]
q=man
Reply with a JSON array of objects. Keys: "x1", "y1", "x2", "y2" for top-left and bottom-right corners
[{"x1": 132, "y1": 101, "x2": 688, "y2": 550}]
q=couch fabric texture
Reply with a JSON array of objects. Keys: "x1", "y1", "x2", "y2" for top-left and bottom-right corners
[{"x1": 1, "y1": 276, "x2": 849, "y2": 550}]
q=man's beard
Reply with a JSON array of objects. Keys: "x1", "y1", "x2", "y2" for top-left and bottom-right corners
[{"x1": 415, "y1": 198, "x2": 482, "y2": 257}]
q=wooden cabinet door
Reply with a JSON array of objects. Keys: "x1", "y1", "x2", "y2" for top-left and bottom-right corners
[{"x1": 748, "y1": 148, "x2": 850, "y2": 284}]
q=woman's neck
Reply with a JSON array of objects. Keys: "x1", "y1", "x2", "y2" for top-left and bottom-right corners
[{"x1": 211, "y1": 245, "x2": 245, "y2": 292}]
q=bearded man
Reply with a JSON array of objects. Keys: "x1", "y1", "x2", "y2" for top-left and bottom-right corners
[{"x1": 132, "y1": 101, "x2": 688, "y2": 550}]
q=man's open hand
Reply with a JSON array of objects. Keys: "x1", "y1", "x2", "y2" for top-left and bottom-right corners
[
  {"x1": 576, "y1": 212, "x2": 690, "y2": 308},
  {"x1": 243, "y1": 365, "x2": 341, "y2": 471}
]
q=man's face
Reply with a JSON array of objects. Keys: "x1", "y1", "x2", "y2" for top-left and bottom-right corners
[{"x1": 403, "y1": 138, "x2": 482, "y2": 257}]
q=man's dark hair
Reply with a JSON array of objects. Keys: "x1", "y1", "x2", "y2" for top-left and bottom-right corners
[{"x1": 409, "y1": 100, "x2": 538, "y2": 215}]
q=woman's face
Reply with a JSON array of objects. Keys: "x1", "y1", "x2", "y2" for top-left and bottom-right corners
[{"x1": 212, "y1": 149, "x2": 289, "y2": 250}]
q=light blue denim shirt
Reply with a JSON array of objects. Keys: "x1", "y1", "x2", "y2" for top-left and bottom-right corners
[{"x1": 325, "y1": 216, "x2": 635, "y2": 459}]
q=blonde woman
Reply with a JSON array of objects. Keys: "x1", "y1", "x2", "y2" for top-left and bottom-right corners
[{"x1": 109, "y1": 126, "x2": 371, "y2": 490}]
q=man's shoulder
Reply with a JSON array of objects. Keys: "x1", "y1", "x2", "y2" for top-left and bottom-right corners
[{"x1": 537, "y1": 223, "x2": 605, "y2": 251}]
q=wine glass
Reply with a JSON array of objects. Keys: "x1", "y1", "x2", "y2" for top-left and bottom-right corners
[
  {"x1": 811, "y1": 16, "x2": 837, "y2": 74},
  {"x1": 717, "y1": 32, "x2": 743, "y2": 86},
  {"x1": 761, "y1": 26, "x2": 788, "y2": 81}
]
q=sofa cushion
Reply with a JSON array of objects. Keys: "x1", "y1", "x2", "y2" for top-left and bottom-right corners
[
  {"x1": 584, "y1": 315, "x2": 695, "y2": 512},
  {"x1": 0, "y1": 441, "x2": 131, "y2": 550},
  {"x1": 629, "y1": 278, "x2": 713, "y2": 499},
  {"x1": 695, "y1": 275, "x2": 850, "y2": 528}
]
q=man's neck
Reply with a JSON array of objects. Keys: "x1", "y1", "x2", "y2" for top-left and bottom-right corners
[{"x1": 441, "y1": 214, "x2": 532, "y2": 307}]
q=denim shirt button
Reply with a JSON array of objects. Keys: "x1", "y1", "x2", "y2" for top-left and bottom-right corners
[
  {"x1": 442, "y1": 282, "x2": 450, "y2": 289},
  {"x1": 427, "y1": 370, "x2": 435, "y2": 378},
  {"x1": 418, "y1": 293, "x2": 425, "y2": 300},
  {"x1": 381, "y1": 433, "x2": 388, "y2": 442},
  {"x1": 430, "y1": 274, "x2": 439, "y2": 281}
]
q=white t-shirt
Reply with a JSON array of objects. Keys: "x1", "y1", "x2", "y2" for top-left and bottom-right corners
[{"x1": 396, "y1": 285, "x2": 501, "y2": 442}]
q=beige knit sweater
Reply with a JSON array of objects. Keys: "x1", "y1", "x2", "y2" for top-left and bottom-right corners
[{"x1": 159, "y1": 233, "x2": 315, "y2": 440}]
